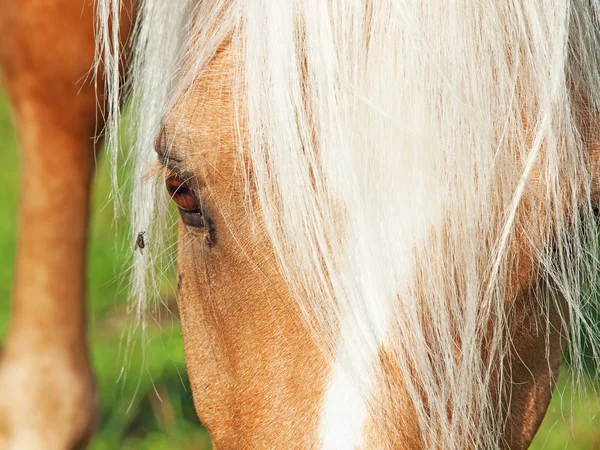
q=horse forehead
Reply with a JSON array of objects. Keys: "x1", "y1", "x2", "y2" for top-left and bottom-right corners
[
  {"x1": 169, "y1": 44, "x2": 236, "y2": 129},
  {"x1": 162, "y1": 48, "x2": 238, "y2": 173}
]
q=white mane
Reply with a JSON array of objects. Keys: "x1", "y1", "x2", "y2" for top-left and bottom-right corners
[{"x1": 98, "y1": 1, "x2": 600, "y2": 448}]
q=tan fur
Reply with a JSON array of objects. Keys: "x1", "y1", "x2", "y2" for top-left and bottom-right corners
[
  {"x1": 361, "y1": 287, "x2": 565, "y2": 450},
  {"x1": 0, "y1": 1, "x2": 133, "y2": 448},
  {"x1": 358, "y1": 108, "x2": 574, "y2": 449},
  {"x1": 0, "y1": 3, "x2": 598, "y2": 448},
  {"x1": 360, "y1": 228, "x2": 564, "y2": 449},
  {"x1": 164, "y1": 41, "x2": 593, "y2": 449},
  {"x1": 162, "y1": 47, "x2": 330, "y2": 448}
]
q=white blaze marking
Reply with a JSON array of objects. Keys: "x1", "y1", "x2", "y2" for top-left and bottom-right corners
[
  {"x1": 319, "y1": 309, "x2": 386, "y2": 450},
  {"x1": 319, "y1": 352, "x2": 370, "y2": 449}
]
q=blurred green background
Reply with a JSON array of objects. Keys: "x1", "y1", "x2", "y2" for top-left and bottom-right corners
[
  {"x1": 0, "y1": 85, "x2": 598, "y2": 449},
  {"x1": 0, "y1": 87, "x2": 211, "y2": 449}
]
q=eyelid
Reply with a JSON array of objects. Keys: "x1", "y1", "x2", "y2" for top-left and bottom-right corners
[
  {"x1": 156, "y1": 156, "x2": 203, "y2": 191},
  {"x1": 154, "y1": 126, "x2": 184, "y2": 162},
  {"x1": 163, "y1": 166, "x2": 214, "y2": 239},
  {"x1": 164, "y1": 165, "x2": 194, "y2": 185}
]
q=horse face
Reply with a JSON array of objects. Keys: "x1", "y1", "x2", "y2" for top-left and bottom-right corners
[
  {"x1": 155, "y1": 37, "x2": 597, "y2": 450},
  {"x1": 157, "y1": 45, "x2": 330, "y2": 448}
]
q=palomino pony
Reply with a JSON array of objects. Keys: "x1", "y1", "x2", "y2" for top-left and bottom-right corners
[{"x1": 2, "y1": 0, "x2": 600, "y2": 448}]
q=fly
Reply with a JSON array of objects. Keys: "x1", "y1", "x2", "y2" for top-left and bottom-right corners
[{"x1": 135, "y1": 231, "x2": 147, "y2": 253}]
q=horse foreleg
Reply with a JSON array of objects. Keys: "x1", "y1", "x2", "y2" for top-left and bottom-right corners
[{"x1": 0, "y1": 1, "x2": 105, "y2": 448}]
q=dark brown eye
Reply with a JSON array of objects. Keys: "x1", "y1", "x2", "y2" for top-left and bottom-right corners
[
  {"x1": 165, "y1": 172, "x2": 216, "y2": 245},
  {"x1": 166, "y1": 174, "x2": 199, "y2": 212},
  {"x1": 166, "y1": 174, "x2": 207, "y2": 229}
]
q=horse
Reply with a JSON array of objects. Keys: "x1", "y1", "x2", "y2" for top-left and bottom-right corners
[
  {"x1": 2, "y1": 0, "x2": 600, "y2": 448},
  {"x1": 0, "y1": 0, "x2": 134, "y2": 448}
]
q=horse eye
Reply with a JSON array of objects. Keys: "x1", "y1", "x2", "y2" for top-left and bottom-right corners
[
  {"x1": 166, "y1": 174, "x2": 206, "y2": 229},
  {"x1": 166, "y1": 174, "x2": 198, "y2": 210}
]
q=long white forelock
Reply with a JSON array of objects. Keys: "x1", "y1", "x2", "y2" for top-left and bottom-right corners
[
  {"x1": 97, "y1": 0, "x2": 234, "y2": 321},
  {"x1": 99, "y1": 1, "x2": 600, "y2": 449}
]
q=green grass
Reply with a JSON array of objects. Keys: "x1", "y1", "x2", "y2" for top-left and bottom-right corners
[
  {"x1": 531, "y1": 373, "x2": 600, "y2": 450},
  {"x1": 0, "y1": 86, "x2": 598, "y2": 449},
  {"x1": 0, "y1": 88, "x2": 210, "y2": 448}
]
